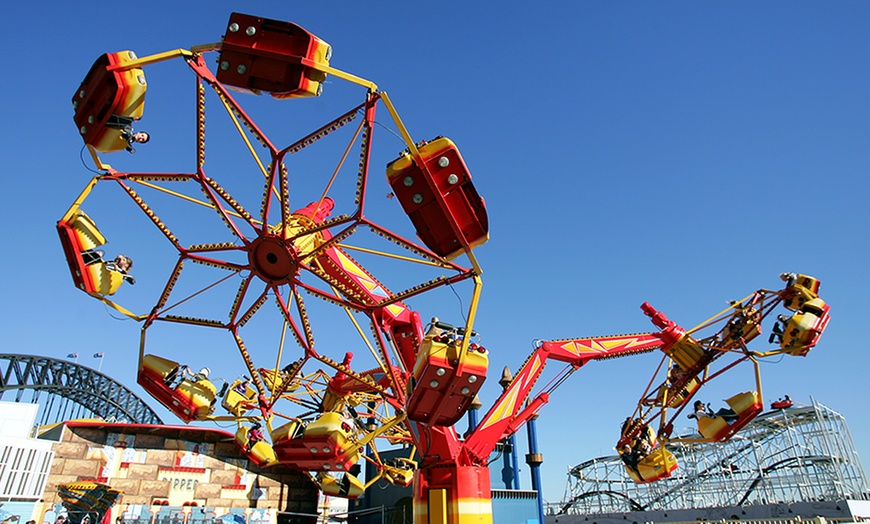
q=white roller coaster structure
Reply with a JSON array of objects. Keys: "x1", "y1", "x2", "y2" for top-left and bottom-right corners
[{"x1": 556, "y1": 399, "x2": 869, "y2": 515}]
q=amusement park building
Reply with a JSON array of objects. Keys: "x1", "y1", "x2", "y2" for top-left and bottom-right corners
[
  {"x1": 0, "y1": 403, "x2": 55, "y2": 523},
  {"x1": 0, "y1": 402, "x2": 318, "y2": 524}
]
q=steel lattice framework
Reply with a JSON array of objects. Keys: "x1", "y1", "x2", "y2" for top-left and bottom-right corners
[
  {"x1": 0, "y1": 354, "x2": 162, "y2": 425},
  {"x1": 557, "y1": 400, "x2": 870, "y2": 515}
]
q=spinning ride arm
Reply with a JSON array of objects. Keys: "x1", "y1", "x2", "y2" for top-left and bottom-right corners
[
  {"x1": 612, "y1": 273, "x2": 830, "y2": 482},
  {"x1": 463, "y1": 332, "x2": 667, "y2": 463}
]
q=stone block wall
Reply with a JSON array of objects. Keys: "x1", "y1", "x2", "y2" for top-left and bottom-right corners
[{"x1": 39, "y1": 424, "x2": 319, "y2": 524}]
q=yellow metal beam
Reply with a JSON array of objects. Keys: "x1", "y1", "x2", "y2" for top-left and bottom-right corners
[
  {"x1": 92, "y1": 296, "x2": 144, "y2": 321},
  {"x1": 85, "y1": 145, "x2": 113, "y2": 173},
  {"x1": 189, "y1": 42, "x2": 222, "y2": 54},
  {"x1": 341, "y1": 412, "x2": 407, "y2": 460},
  {"x1": 215, "y1": 91, "x2": 273, "y2": 181},
  {"x1": 310, "y1": 63, "x2": 378, "y2": 91},
  {"x1": 60, "y1": 177, "x2": 100, "y2": 223},
  {"x1": 379, "y1": 91, "x2": 423, "y2": 163},
  {"x1": 455, "y1": 275, "x2": 484, "y2": 366},
  {"x1": 687, "y1": 291, "x2": 756, "y2": 335},
  {"x1": 106, "y1": 49, "x2": 193, "y2": 71},
  {"x1": 340, "y1": 243, "x2": 449, "y2": 269}
]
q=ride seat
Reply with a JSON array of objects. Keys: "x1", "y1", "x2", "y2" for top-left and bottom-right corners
[
  {"x1": 234, "y1": 426, "x2": 277, "y2": 467},
  {"x1": 271, "y1": 419, "x2": 304, "y2": 441},
  {"x1": 664, "y1": 339, "x2": 707, "y2": 372},
  {"x1": 697, "y1": 414, "x2": 729, "y2": 441},
  {"x1": 68, "y1": 211, "x2": 106, "y2": 249},
  {"x1": 319, "y1": 472, "x2": 364, "y2": 500},
  {"x1": 697, "y1": 391, "x2": 762, "y2": 441},
  {"x1": 58, "y1": 211, "x2": 108, "y2": 295},
  {"x1": 781, "y1": 298, "x2": 830, "y2": 356},
  {"x1": 782, "y1": 274, "x2": 822, "y2": 311},
  {"x1": 656, "y1": 376, "x2": 700, "y2": 408},
  {"x1": 721, "y1": 311, "x2": 762, "y2": 349},
  {"x1": 387, "y1": 137, "x2": 489, "y2": 260},
  {"x1": 138, "y1": 354, "x2": 217, "y2": 422},
  {"x1": 406, "y1": 334, "x2": 488, "y2": 426},
  {"x1": 217, "y1": 13, "x2": 331, "y2": 99},
  {"x1": 72, "y1": 51, "x2": 147, "y2": 153},
  {"x1": 258, "y1": 367, "x2": 301, "y2": 394},
  {"x1": 222, "y1": 379, "x2": 257, "y2": 416},
  {"x1": 729, "y1": 390, "x2": 761, "y2": 413},
  {"x1": 624, "y1": 448, "x2": 678, "y2": 484},
  {"x1": 272, "y1": 412, "x2": 359, "y2": 471},
  {"x1": 384, "y1": 461, "x2": 416, "y2": 487},
  {"x1": 142, "y1": 354, "x2": 176, "y2": 377},
  {"x1": 87, "y1": 263, "x2": 124, "y2": 296}
]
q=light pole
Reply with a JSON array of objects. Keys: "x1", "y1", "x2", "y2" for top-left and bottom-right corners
[{"x1": 526, "y1": 412, "x2": 545, "y2": 524}]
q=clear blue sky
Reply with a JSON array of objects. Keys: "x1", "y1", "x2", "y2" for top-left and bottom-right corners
[{"x1": 2, "y1": 2, "x2": 869, "y2": 503}]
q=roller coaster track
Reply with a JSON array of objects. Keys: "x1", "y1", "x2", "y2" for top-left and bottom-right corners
[
  {"x1": 559, "y1": 402, "x2": 870, "y2": 515},
  {"x1": 0, "y1": 354, "x2": 162, "y2": 425}
]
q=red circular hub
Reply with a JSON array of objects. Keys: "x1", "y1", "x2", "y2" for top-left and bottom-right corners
[{"x1": 248, "y1": 235, "x2": 298, "y2": 283}]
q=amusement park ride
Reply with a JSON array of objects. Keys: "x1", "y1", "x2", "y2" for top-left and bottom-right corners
[{"x1": 57, "y1": 12, "x2": 831, "y2": 524}]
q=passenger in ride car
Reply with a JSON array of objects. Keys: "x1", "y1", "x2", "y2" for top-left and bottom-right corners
[
  {"x1": 106, "y1": 254, "x2": 136, "y2": 285},
  {"x1": 106, "y1": 114, "x2": 150, "y2": 153},
  {"x1": 246, "y1": 423, "x2": 265, "y2": 451},
  {"x1": 689, "y1": 400, "x2": 738, "y2": 421}
]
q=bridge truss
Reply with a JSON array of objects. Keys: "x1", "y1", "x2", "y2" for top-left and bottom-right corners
[
  {"x1": 0, "y1": 354, "x2": 162, "y2": 425},
  {"x1": 557, "y1": 400, "x2": 869, "y2": 515}
]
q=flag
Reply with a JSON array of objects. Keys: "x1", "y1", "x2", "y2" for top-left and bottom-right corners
[
  {"x1": 67, "y1": 353, "x2": 78, "y2": 358},
  {"x1": 93, "y1": 353, "x2": 104, "y2": 358}
]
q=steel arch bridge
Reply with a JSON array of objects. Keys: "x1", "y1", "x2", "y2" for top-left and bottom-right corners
[{"x1": 0, "y1": 354, "x2": 162, "y2": 425}]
